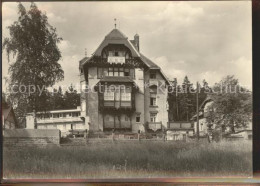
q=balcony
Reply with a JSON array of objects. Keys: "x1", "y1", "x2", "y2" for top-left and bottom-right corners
[
  {"x1": 149, "y1": 79, "x2": 158, "y2": 86},
  {"x1": 107, "y1": 56, "x2": 125, "y2": 64},
  {"x1": 36, "y1": 117, "x2": 83, "y2": 124},
  {"x1": 148, "y1": 122, "x2": 162, "y2": 131},
  {"x1": 103, "y1": 101, "x2": 132, "y2": 108}
]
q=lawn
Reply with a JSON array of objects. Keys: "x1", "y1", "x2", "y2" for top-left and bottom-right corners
[{"x1": 3, "y1": 140, "x2": 252, "y2": 179}]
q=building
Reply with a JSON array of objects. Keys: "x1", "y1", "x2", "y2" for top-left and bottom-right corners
[
  {"x1": 2, "y1": 105, "x2": 17, "y2": 129},
  {"x1": 166, "y1": 121, "x2": 194, "y2": 141},
  {"x1": 79, "y1": 28, "x2": 169, "y2": 133},
  {"x1": 26, "y1": 106, "x2": 88, "y2": 136},
  {"x1": 191, "y1": 98, "x2": 214, "y2": 136}
]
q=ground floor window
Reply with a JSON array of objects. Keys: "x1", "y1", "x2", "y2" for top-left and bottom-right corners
[{"x1": 136, "y1": 114, "x2": 141, "y2": 123}]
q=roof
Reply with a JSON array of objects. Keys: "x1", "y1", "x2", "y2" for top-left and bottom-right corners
[
  {"x1": 3, "y1": 106, "x2": 12, "y2": 119},
  {"x1": 79, "y1": 28, "x2": 170, "y2": 84},
  {"x1": 99, "y1": 76, "x2": 134, "y2": 83},
  {"x1": 2, "y1": 106, "x2": 17, "y2": 125},
  {"x1": 27, "y1": 108, "x2": 81, "y2": 115},
  {"x1": 190, "y1": 97, "x2": 214, "y2": 120},
  {"x1": 93, "y1": 29, "x2": 140, "y2": 57},
  {"x1": 79, "y1": 57, "x2": 90, "y2": 68},
  {"x1": 140, "y1": 53, "x2": 160, "y2": 69},
  {"x1": 105, "y1": 29, "x2": 128, "y2": 39}
]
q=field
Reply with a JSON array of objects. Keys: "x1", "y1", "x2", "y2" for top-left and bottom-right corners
[{"x1": 3, "y1": 140, "x2": 252, "y2": 179}]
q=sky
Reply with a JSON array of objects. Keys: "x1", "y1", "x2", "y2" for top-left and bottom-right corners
[{"x1": 2, "y1": 1, "x2": 252, "y2": 91}]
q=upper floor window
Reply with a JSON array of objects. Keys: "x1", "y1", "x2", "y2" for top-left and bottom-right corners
[
  {"x1": 150, "y1": 73, "x2": 156, "y2": 79},
  {"x1": 104, "y1": 92, "x2": 115, "y2": 101},
  {"x1": 150, "y1": 93, "x2": 157, "y2": 106},
  {"x1": 99, "y1": 67, "x2": 134, "y2": 78}
]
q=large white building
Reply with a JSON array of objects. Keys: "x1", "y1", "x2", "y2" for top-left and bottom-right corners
[{"x1": 26, "y1": 106, "x2": 88, "y2": 136}]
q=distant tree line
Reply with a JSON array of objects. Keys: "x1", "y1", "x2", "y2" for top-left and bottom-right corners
[
  {"x1": 168, "y1": 75, "x2": 252, "y2": 132},
  {"x1": 168, "y1": 75, "x2": 209, "y2": 121}
]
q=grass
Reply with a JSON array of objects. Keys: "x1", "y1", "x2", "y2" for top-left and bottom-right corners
[{"x1": 3, "y1": 140, "x2": 252, "y2": 179}]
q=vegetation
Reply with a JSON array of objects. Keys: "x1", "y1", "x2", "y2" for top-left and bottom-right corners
[
  {"x1": 3, "y1": 2, "x2": 64, "y2": 128},
  {"x1": 3, "y1": 141, "x2": 252, "y2": 179},
  {"x1": 209, "y1": 75, "x2": 252, "y2": 132}
]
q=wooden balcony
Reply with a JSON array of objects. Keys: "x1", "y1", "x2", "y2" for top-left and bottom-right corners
[
  {"x1": 149, "y1": 79, "x2": 158, "y2": 86},
  {"x1": 103, "y1": 101, "x2": 132, "y2": 108},
  {"x1": 148, "y1": 122, "x2": 162, "y2": 131}
]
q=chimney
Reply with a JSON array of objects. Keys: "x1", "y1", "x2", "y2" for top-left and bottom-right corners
[
  {"x1": 134, "y1": 34, "x2": 140, "y2": 52},
  {"x1": 130, "y1": 34, "x2": 140, "y2": 52}
]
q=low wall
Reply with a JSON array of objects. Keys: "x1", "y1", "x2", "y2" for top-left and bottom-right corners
[{"x1": 3, "y1": 129, "x2": 61, "y2": 147}]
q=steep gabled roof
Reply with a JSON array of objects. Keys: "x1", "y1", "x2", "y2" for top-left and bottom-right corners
[
  {"x1": 140, "y1": 53, "x2": 160, "y2": 69},
  {"x1": 80, "y1": 28, "x2": 170, "y2": 84},
  {"x1": 93, "y1": 29, "x2": 140, "y2": 57}
]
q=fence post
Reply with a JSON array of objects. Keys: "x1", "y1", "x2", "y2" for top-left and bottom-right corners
[{"x1": 112, "y1": 129, "x2": 115, "y2": 143}]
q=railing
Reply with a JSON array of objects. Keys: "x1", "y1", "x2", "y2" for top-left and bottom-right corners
[
  {"x1": 37, "y1": 117, "x2": 83, "y2": 124},
  {"x1": 149, "y1": 79, "x2": 158, "y2": 86},
  {"x1": 103, "y1": 101, "x2": 132, "y2": 108},
  {"x1": 148, "y1": 122, "x2": 162, "y2": 131},
  {"x1": 107, "y1": 56, "x2": 125, "y2": 64}
]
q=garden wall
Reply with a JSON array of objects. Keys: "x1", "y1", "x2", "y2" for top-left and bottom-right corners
[{"x1": 3, "y1": 129, "x2": 61, "y2": 147}]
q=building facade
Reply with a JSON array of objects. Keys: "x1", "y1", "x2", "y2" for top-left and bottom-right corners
[
  {"x1": 26, "y1": 106, "x2": 87, "y2": 136},
  {"x1": 79, "y1": 28, "x2": 169, "y2": 133}
]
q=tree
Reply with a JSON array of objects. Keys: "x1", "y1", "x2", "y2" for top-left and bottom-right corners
[
  {"x1": 209, "y1": 75, "x2": 252, "y2": 133},
  {"x1": 3, "y1": 3, "x2": 64, "y2": 128},
  {"x1": 179, "y1": 76, "x2": 195, "y2": 121},
  {"x1": 63, "y1": 85, "x2": 80, "y2": 109}
]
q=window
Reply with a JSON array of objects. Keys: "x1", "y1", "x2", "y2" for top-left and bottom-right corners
[
  {"x1": 53, "y1": 114, "x2": 59, "y2": 118},
  {"x1": 108, "y1": 67, "x2": 114, "y2": 76},
  {"x1": 63, "y1": 124, "x2": 66, "y2": 130},
  {"x1": 121, "y1": 93, "x2": 131, "y2": 101},
  {"x1": 150, "y1": 93, "x2": 157, "y2": 106},
  {"x1": 150, "y1": 97, "x2": 157, "y2": 106},
  {"x1": 103, "y1": 68, "x2": 108, "y2": 76},
  {"x1": 150, "y1": 113, "x2": 157, "y2": 122},
  {"x1": 115, "y1": 51, "x2": 119, "y2": 56},
  {"x1": 119, "y1": 68, "x2": 124, "y2": 76},
  {"x1": 124, "y1": 68, "x2": 130, "y2": 76},
  {"x1": 105, "y1": 115, "x2": 110, "y2": 121},
  {"x1": 150, "y1": 73, "x2": 156, "y2": 79},
  {"x1": 114, "y1": 68, "x2": 119, "y2": 76},
  {"x1": 80, "y1": 68, "x2": 83, "y2": 74},
  {"x1": 136, "y1": 114, "x2": 141, "y2": 123},
  {"x1": 109, "y1": 51, "x2": 114, "y2": 56},
  {"x1": 72, "y1": 112, "x2": 79, "y2": 117},
  {"x1": 104, "y1": 92, "x2": 114, "y2": 101}
]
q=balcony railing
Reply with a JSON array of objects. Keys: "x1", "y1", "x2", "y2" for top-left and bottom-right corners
[
  {"x1": 148, "y1": 122, "x2": 162, "y2": 131},
  {"x1": 149, "y1": 79, "x2": 158, "y2": 86},
  {"x1": 36, "y1": 117, "x2": 83, "y2": 124},
  {"x1": 107, "y1": 56, "x2": 125, "y2": 64}
]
